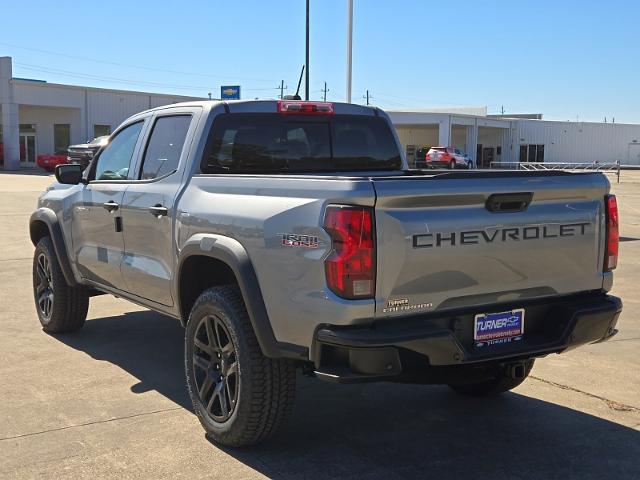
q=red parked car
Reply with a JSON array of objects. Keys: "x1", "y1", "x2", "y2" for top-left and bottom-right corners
[
  {"x1": 417, "y1": 146, "x2": 474, "y2": 169},
  {"x1": 37, "y1": 154, "x2": 68, "y2": 172}
]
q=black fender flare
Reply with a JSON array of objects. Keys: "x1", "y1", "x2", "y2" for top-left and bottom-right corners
[
  {"x1": 29, "y1": 208, "x2": 78, "y2": 286},
  {"x1": 177, "y1": 234, "x2": 307, "y2": 361}
]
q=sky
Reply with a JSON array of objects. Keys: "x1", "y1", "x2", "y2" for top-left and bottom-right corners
[{"x1": 1, "y1": 0, "x2": 638, "y2": 122}]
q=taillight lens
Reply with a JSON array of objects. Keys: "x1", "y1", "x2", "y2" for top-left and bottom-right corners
[
  {"x1": 324, "y1": 205, "x2": 375, "y2": 299},
  {"x1": 604, "y1": 194, "x2": 619, "y2": 271},
  {"x1": 277, "y1": 100, "x2": 334, "y2": 115}
]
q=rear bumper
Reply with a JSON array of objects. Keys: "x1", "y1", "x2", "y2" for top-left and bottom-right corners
[
  {"x1": 416, "y1": 160, "x2": 449, "y2": 168},
  {"x1": 313, "y1": 294, "x2": 622, "y2": 382}
]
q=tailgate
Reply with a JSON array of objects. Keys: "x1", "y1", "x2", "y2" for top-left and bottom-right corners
[{"x1": 373, "y1": 172, "x2": 609, "y2": 318}]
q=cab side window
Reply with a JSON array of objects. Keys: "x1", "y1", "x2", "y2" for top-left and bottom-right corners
[
  {"x1": 94, "y1": 122, "x2": 144, "y2": 180},
  {"x1": 139, "y1": 115, "x2": 191, "y2": 180}
]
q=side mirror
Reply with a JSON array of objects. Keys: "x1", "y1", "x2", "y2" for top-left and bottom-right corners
[{"x1": 55, "y1": 163, "x2": 85, "y2": 185}]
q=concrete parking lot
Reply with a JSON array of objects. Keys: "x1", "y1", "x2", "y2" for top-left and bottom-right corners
[{"x1": 0, "y1": 170, "x2": 638, "y2": 479}]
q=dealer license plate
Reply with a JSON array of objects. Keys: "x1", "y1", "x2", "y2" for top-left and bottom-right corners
[{"x1": 474, "y1": 308, "x2": 524, "y2": 347}]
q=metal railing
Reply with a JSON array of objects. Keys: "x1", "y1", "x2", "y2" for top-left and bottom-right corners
[{"x1": 489, "y1": 160, "x2": 621, "y2": 183}]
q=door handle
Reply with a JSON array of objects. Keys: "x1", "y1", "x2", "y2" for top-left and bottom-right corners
[
  {"x1": 102, "y1": 201, "x2": 119, "y2": 212},
  {"x1": 149, "y1": 205, "x2": 169, "y2": 217},
  {"x1": 485, "y1": 192, "x2": 533, "y2": 213}
]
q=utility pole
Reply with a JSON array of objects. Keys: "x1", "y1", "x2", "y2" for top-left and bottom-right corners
[
  {"x1": 346, "y1": 0, "x2": 353, "y2": 103},
  {"x1": 501, "y1": 105, "x2": 504, "y2": 115},
  {"x1": 322, "y1": 82, "x2": 329, "y2": 101},
  {"x1": 363, "y1": 90, "x2": 371, "y2": 105},
  {"x1": 305, "y1": 0, "x2": 310, "y2": 101},
  {"x1": 278, "y1": 80, "x2": 288, "y2": 99}
]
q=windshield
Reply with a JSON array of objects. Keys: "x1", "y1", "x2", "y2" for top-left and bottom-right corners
[{"x1": 203, "y1": 114, "x2": 401, "y2": 173}]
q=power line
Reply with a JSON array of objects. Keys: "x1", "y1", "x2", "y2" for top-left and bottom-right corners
[
  {"x1": 371, "y1": 95, "x2": 411, "y2": 108},
  {"x1": 0, "y1": 41, "x2": 285, "y2": 84},
  {"x1": 15, "y1": 63, "x2": 209, "y2": 90},
  {"x1": 14, "y1": 62, "x2": 282, "y2": 93}
]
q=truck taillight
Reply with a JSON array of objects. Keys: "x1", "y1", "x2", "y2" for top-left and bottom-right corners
[
  {"x1": 604, "y1": 194, "x2": 619, "y2": 271},
  {"x1": 323, "y1": 205, "x2": 375, "y2": 299},
  {"x1": 277, "y1": 100, "x2": 334, "y2": 115}
]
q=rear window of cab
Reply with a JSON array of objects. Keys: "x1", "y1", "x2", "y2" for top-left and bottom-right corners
[{"x1": 202, "y1": 114, "x2": 401, "y2": 174}]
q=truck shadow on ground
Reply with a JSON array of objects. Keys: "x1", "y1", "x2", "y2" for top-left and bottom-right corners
[{"x1": 58, "y1": 310, "x2": 640, "y2": 480}]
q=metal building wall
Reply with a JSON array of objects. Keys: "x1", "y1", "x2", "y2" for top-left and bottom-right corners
[
  {"x1": 394, "y1": 125, "x2": 439, "y2": 150},
  {"x1": 515, "y1": 120, "x2": 640, "y2": 165},
  {"x1": 10, "y1": 79, "x2": 202, "y2": 156},
  {"x1": 86, "y1": 91, "x2": 153, "y2": 137}
]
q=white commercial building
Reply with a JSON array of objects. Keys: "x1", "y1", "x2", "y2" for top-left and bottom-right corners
[
  {"x1": 2, "y1": 55, "x2": 640, "y2": 170},
  {"x1": 390, "y1": 110, "x2": 640, "y2": 167},
  {"x1": 0, "y1": 56, "x2": 201, "y2": 169}
]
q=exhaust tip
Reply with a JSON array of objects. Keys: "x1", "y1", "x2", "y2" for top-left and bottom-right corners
[{"x1": 507, "y1": 362, "x2": 526, "y2": 380}]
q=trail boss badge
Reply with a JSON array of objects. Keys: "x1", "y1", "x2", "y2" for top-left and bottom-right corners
[{"x1": 278, "y1": 233, "x2": 319, "y2": 248}]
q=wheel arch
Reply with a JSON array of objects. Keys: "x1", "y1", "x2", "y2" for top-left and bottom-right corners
[
  {"x1": 29, "y1": 208, "x2": 78, "y2": 286},
  {"x1": 177, "y1": 234, "x2": 307, "y2": 361}
]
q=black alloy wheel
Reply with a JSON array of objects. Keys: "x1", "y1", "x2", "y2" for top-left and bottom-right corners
[
  {"x1": 32, "y1": 236, "x2": 89, "y2": 333},
  {"x1": 35, "y1": 252, "x2": 54, "y2": 320},
  {"x1": 192, "y1": 314, "x2": 239, "y2": 423}
]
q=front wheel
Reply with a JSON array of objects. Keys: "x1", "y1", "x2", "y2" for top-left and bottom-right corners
[
  {"x1": 448, "y1": 359, "x2": 535, "y2": 396},
  {"x1": 32, "y1": 236, "x2": 89, "y2": 333},
  {"x1": 449, "y1": 160, "x2": 456, "y2": 169},
  {"x1": 184, "y1": 286, "x2": 296, "y2": 447}
]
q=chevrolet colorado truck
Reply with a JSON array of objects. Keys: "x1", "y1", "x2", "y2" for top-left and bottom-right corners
[{"x1": 30, "y1": 100, "x2": 622, "y2": 447}]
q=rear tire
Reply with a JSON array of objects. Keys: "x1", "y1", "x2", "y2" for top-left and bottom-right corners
[
  {"x1": 449, "y1": 160, "x2": 456, "y2": 169},
  {"x1": 32, "y1": 236, "x2": 89, "y2": 333},
  {"x1": 185, "y1": 286, "x2": 296, "y2": 447},
  {"x1": 448, "y1": 359, "x2": 534, "y2": 396}
]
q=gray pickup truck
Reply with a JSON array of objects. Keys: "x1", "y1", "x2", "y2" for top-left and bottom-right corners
[{"x1": 30, "y1": 100, "x2": 622, "y2": 447}]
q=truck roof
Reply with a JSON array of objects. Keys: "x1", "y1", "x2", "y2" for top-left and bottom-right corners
[{"x1": 137, "y1": 99, "x2": 381, "y2": 117}]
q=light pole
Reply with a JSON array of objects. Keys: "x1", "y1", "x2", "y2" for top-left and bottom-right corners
[
  {"x1": 305, "y1": 0, "x2": 310, "y2": 101},
  {"x1": 346, "y1": 0, "x2": 353, "y2": 103}
]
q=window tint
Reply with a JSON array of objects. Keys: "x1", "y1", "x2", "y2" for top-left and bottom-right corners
[
  {"x1": 94, "y1": 122, "x2": 144, "y2": 180},
  {"x1": 140, "y1": 116, "x2": 191, "y2": 180},
  {"x1": 520, "y1": 145, "x2": 528, "y2": 162},
  {"x1": 54, "y1": 124, "x2": 71, "y2": 155},
  {"x1": 204, "y1": 114, "x2": 400, "y2": 173},
  {"x1": 519, "y1": 144, "x2": 545, "y2": 163},
  {"x1": 93, "y1": 124, "x2": 111, "y2": 138},
  {"x1": 332, "y1": 116, "x2": 400, "y2": 169}
]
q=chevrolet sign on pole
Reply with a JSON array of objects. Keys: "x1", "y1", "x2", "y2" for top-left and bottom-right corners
[{"x1": 220, "y1": 86, "x2": 241, "y2": 100}]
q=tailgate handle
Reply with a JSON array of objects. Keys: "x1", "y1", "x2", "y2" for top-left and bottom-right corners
[{"x1": 485, "y1": 192, "x2": 533, "y2": 213}]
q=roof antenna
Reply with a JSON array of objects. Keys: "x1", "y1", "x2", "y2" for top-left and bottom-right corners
[{"x1": 283, "y1": 65, "x2": 304, "y2": 100}]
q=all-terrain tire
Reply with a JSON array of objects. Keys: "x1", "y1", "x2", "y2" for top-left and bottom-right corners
[
  {"x1": 448, "y1": 359, "x2": 535, "y2": 396},
  {"x1": 184, "y1": 286, "x2": 296, "y2": 447},
  {"x1": 32, "y1": 236, "x2": 89, "y2": 333}
]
